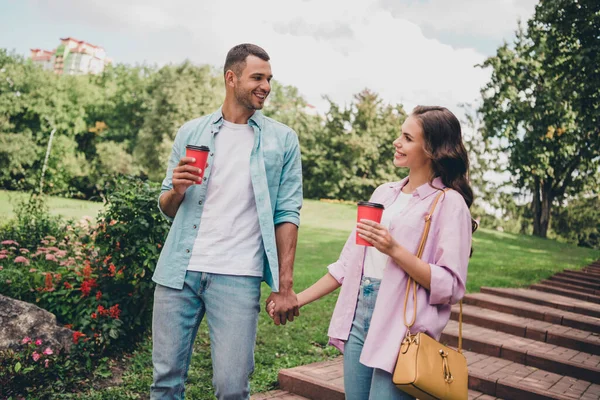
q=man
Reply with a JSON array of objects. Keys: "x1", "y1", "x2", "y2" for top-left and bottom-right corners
[{"x1": 150, "y1": 43, "x2": 302, "y2": 400}]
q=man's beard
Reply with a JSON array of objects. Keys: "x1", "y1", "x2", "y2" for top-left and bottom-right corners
[{"x1": 234, "y1": 86, "x2": 263, "y2": 111}]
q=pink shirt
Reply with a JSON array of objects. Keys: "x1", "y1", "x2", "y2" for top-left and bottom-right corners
[{"x1": 327, "y1": 177, "x2": 472, "y2": 373}]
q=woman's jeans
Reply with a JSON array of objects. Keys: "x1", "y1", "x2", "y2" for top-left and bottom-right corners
[
  {"x1": 150, "y1": 271, "x2": 262, "y2": 400},
  {"x1": 344, "y1": 276, "x2": 415, "y2": 400}
]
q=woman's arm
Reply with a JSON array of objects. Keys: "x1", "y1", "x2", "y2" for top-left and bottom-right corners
[
  {"x1": 268, "y1": 272, "x2": 340, "y2": 317},
  {"x1": 356, "y1": 220, "x2": 432, "y2": 289},
  {"x1": 297, "y1": 272, "x2": 341, "y2": 307}
]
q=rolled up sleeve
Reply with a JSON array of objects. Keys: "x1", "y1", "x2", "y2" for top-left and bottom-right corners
[
  {"x1": 157, "y1": 127, "x2": 184, "y2": 223},
  {"x1": 428, "y1": 198, "x2": 472, "y2": 305},
  {"x1": 273, "y1": 131, "x2": 303, "y2": 227}
]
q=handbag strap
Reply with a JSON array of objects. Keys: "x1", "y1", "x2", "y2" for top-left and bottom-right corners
[{"x1": 402, "y1": 188, "x2": 463, "y2": 353}]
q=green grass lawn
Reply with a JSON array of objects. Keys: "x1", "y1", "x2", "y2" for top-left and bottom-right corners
[
  {"x1": 5, "y1": 193, "x2": 598, "y2": 399},
  {"x1": 0, "y1": 190, "x2": 103, "y2": 222}
]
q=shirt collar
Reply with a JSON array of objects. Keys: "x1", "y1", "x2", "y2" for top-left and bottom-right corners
[
  {"x1": 392, "y1": 176, "x2": 446, "y2": 199},
  {"x1": 211, "y1": 107, "x2": 264, "y2": 130}
]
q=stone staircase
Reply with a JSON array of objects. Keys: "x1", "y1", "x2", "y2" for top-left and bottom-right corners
[{"x1": 252, "y1": 261, "x2": 600, "y2": 400}]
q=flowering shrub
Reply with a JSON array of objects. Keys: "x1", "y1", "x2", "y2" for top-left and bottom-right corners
[
  {"x1": 0, "y1": 337, "x2": 86, "y2": 398},
  {"x1": 0, "y1": 177, "x2": 169, "y2": 395},
  {"x1": 91, "y1": 176, "x2": 170, "y2": 345}
]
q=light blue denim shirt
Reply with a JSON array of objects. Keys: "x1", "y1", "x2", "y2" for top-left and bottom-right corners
[{"x1": 152, "y1": 108, "x2": 303, "y2": 292}]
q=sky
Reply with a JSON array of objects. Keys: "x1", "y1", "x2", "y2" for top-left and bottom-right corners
[{"x1": 0, "y1": 0, "x2": 538, "y2": 114}]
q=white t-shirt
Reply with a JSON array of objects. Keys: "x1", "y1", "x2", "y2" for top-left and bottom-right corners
[
  {"x1": 363, "y1": 191, "x2": 412, "y2": 279},
  {"x1": 187, "y1": 120, "x2": 264, "y2": 277}
]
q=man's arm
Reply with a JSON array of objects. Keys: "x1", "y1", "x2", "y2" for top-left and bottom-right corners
[
  {"x1": 266, "y1": 222, "x2": 300, "y2": 326},
  {"x1": 159, "y1": 157, "x2": 203, "y2": 219}
]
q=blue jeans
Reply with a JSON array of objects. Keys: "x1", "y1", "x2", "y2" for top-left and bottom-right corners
[
  {"x1": 150, "y1": 271, "x2": 262, "y2": 400},
  {"x1": 344, "y1": 277, "x2": 415, "y2": 400}
]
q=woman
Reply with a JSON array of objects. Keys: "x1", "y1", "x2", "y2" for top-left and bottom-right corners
[{"x1": 270, "y1": 106, "x2": 476, "y2": 399}]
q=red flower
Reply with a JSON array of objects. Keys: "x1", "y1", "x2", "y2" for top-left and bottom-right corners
[
  {"x1": 109, "y1": 304, "x2": 121, "y2": 319},
  {"x1": 96, "y1": 291, "x2": 102, "y2": 301},
  {"x1": 44, "y1": 273, "x2": 54, "y2": 291},
  {"x1": 72, "y1": 331, "x2": 85, "y2": 344},
  {"x1": 80, "y1": 279, "x2": 97, "y2": 297},
  {"x1": 103, "y1": 255, "x2": 112, "y2": 265},
  {"x1": 91, "y1": 313, "x2": 97, "y2": 319},
  {"x1": 108, "y1": 264, "x2": 116, "y2": 277},
  {"x1": 64, "y1": 282, "x2": 73, "y2": 290},
  {"x1": 82, "y1": 261, "x2": 92, "y2": 279},
  {"x1": 97, "y1": 305, "x2": 109, "y2": 317}
]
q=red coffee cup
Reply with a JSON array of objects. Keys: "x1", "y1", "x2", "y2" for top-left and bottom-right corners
[
  {"x1": 185, "y1": 145, "x2": 210, "y2": 184},
  {"x1": 356, "y1": 201, "x2": 385, "y2": 246}
]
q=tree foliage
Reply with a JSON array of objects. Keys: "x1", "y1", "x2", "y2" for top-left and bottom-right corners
[{"x1": 479, "y1": 0, "x2": 600, "y2": 238}]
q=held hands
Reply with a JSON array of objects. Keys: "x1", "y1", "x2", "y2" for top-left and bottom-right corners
[
  {"x1": 265, "y1": 290, "x2": 299, "y2": 326},
  {"x1": 172, "y1": 157, "x2": 202, "y2": 195},
  {"x1": 357, "y1": 219, "x2": 399, "y2": 256}
]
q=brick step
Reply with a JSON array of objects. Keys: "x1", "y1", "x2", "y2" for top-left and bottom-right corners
[
  {"x1": 465, "y1": 351, "x2": 599, "y2": 400},
  {"x1": 278, "y1": 354, "x2": 600, "y2": 399},
  {"x1": 542, "y1": 279, "x2": 600, "y2": 296},
  {"x1": 468, "y1": 390, "x2": 503, "y2": 399},
  {"x1": 463, "y1": 293, "x2": 600, "y2": 332},
  {"x1": 531, "y1": 284, "x2": 600, "y2": 305},
  {"x1": 442, "y1": 320, "x2": 600, "y2": 383},
  {"x1": 278, "y1": 358, "x2": 344, "y2": 400},
  {"x1": 480, "y1": 287, "x2": 600, "y2": 319},
  {"x1": 251, "y1": 390, "x2": 309, "y2": 399},
  {"x1": 560, "y1": 271, "x2": 600, "y2": 284},
  {"x1": 549, "y1": 275, "x2": 600, "y2": 291},
  {"x1": 450, "y1": 304, "x2": 600, "y2": 355},
  {"x1": 584, "y1": 266, "x2": 600, "y2": 274}
]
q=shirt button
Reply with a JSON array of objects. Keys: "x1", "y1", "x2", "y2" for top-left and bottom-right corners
[
  {"x1": 364, "y1": 279, "x2": 371, "y2": 284},
  {"x1": 193, "y1": 225, "x2": 197, "y2": 229},
  {"x1": 186, "y1": 249, "x2": 190, "y2": 253},
  {"x1": 203, "y1": 177, "x2": 207, "y2": 182},
  {"x1": 198, "y1": 200, "x2": 203, "y2": 205},
  {"x1": 210, "y1": 152, "x2": 214, "y2": 156}
]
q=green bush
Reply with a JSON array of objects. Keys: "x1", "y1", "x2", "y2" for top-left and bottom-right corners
[
  {"x1": 92, "y1": 175, "x2": 170, "y2": 345},
  {"x1": 0, "y1": 176, "x2": 169, "y2": 396},
  {"x1": 0, "y1": 194, "x2": 66, "y2": 249},
  {"x1": 552, "y1": 195, "x2": 600, "y2": 249}
]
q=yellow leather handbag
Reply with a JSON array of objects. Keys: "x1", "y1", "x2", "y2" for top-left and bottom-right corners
[{"x1": 392, "y1": 189, "x2": 468, "y2": 400}]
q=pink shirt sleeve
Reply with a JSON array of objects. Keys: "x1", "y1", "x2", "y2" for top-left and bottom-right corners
[
  {"x1": 428, "y1": 192, "x2": 472, "y2": 305},
  {"x1": 327, "y1": 230, "x2": 356, "y2": 284}
]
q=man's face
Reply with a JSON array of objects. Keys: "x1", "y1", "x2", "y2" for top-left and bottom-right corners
[{"x1": 232, "y1": 55, "x2": 272, "y2": 111}]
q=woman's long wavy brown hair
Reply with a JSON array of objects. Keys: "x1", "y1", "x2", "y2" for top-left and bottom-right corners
[{"x1": 411, "y1": 106, "x2": 478, "y2": 233}]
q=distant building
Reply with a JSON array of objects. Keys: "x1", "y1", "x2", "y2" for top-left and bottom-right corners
[{"x1": 30, "y1": 37, "x2": 112, "y2": 75}]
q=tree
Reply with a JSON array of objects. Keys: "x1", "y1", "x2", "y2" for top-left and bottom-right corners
[
  {"x1": 303, "y1": 90, "x2": 407, "y2": 200},
  {"x1": 530, "y1": 0, "x2": 600, "y2": 143},
  {"x1": 0, "y1": 50, "x2": 102, "y2": 196},
  {"x1": 552, "y1": 193, "x2": 600, "y2": 249},
  {"x1": 135, "y1": 62, "x2": 224, "y2": 180},
  {"x1": 479, "y1": 18, "x2": 599, "y2": 237}
]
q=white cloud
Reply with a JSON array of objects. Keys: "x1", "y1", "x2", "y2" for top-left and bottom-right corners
[
  {"x1": 379, "y1": 0, "x2": 538, "y2": 38},
  {"x1": 30, "y1": 0, "x2": 518, "y2": 114}
]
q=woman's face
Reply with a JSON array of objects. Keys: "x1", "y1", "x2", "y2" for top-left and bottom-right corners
[{"x1": 393, "y1": 115, "x2": 431, "y2": 170}]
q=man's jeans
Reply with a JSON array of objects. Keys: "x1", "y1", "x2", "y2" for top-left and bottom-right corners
[
  {"x1": 344, "y1": 276, "x2": 415, "y2": 400},
  {"x1": 150, "y1": 271, "x2": 262, "y2": 400}
]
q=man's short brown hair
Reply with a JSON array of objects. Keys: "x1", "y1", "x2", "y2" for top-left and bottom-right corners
[{"x1": 224, "y1": 44, "x2": 270, "y2": 77}]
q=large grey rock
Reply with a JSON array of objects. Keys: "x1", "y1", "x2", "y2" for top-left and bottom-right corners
[{"x1": 0, "y1": 294, "x2": 74, "y2": 353}]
